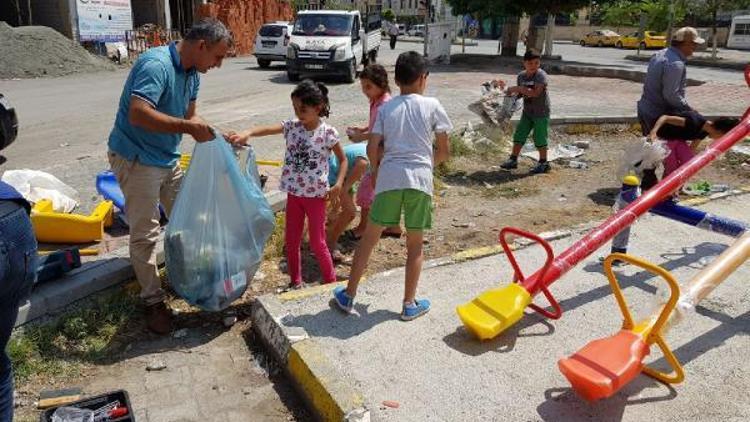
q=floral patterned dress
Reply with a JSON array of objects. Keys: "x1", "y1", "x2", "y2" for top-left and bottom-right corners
[{"x1": 279, "y1": 120, "x2": 340, "y2": 198}]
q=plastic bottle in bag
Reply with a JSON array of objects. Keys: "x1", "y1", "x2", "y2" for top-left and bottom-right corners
[{"x1": 165, "y1": 135, "x2": 275, "y2": 312}]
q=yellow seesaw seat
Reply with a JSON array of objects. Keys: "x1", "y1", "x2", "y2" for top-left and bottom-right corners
[
  {"x1": 31, "y1": 199, "x2": 114, "y2": 244},
  {"x1": 456, "y1": 283, "x2": 532, "y2": 340}
]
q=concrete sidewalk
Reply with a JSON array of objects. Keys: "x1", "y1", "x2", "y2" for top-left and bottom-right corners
[{"x1": 254, "y1": 194, "x2": 750, "y2": 421}]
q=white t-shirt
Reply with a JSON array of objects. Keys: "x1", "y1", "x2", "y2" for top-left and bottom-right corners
[
  {"x1": 279, "y1": 119, "x2": 340, "y2": 198},
  {"x1": 371, "y1": 94, "x2": 453, "y2": 196}
]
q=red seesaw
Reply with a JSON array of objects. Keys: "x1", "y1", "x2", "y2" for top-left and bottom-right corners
[{"x1": 457, "y1": 111, "x2": 750, "y2": 341}]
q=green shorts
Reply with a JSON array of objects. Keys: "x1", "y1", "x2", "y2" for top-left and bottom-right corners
[
  {"x1": 369, "y1": 189, "x2": 433, "y2": 231},
  {"x1": 513, "y1": 115, "x2": 549, "y2": 148}
]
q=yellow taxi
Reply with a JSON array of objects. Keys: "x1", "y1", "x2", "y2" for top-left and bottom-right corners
[
  {"x1": 616, "y1": 31, "x2": 667, "y2": 49},
  {"x1": 579, "y1": 29, "x2": 621, "y2": 47}
]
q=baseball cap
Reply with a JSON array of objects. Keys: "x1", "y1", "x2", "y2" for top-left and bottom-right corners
[{"x1": 672, "y1": 27, "x2": 706, "y2": 44}]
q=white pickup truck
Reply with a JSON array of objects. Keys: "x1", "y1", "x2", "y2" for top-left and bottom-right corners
[{"x1": 286, "y1": 9, "x2": 381, "y2": 83}]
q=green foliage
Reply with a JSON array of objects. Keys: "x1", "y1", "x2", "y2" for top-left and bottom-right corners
[
  {"x1": 601, "y1": 1, "x2": 687, "y2": 32},
  {"x1": 8, "y1": 290, "x2": 138, "y2": 383},
  {"x1": 265, "y1": 212, "x2": 287, "y2": 259},
  {"x1": 382, "y1": 8, "x2": 396, "y2": 22}
]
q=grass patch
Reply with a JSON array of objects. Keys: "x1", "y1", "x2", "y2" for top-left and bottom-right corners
[
  {"x1": 481, "y1": 184, "x2": 539, "y2": 199},
  {"x1": 264, "y1": 212, "x2": 286, "y2": 259},
  {"x1": 449, "y1": 131, "x2": 471, "y2": 158},
  {"x1": 8, "y1": 289, "x2": 138, "y2": 383},
  {"x1": 564, "y1": 124, "x2": 603, "y2": 135}
]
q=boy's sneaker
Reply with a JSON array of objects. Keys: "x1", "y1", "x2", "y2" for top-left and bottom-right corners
[
  {"x1": 401, "y1": 299, "x2": 431, "y2": 321},
  {"x1": 530, "y1": 161, "x2": 551, "y2": 174},
  {"x1": 500, "y1": 158, "x2": 518, "y2": 170},
  {"x1": 333, "y1": 286, "x2": 354, "y2": 313}
]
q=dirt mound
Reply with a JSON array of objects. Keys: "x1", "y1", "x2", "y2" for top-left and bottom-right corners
[{"x1": 0, "y1": 22, "x2": 115, "y2": 79}]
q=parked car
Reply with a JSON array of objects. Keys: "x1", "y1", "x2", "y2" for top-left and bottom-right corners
[
  {"x1": 397, "y1": 24, "x2": 406, "y2": 36},
  {"x1": 0, "y1": 94, "x2": 18, "y2": 151},
  {"x1": 616, "y1": 31, "x2": 667, "y2": 49},
  {"x1": 254, "y1": 21, "x2": 293, "y2": 68},
  {"x1": 408, "y1": 24, "x2": 425, "y2": 37},
  {"x1": 580, "y1": 30, "x2": 620, "y2": 47}
]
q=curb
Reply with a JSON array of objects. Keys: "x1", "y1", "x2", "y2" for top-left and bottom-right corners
[
  {"x1": 625, "y1": 54, "x2": 747, "y2": 70},
  {"x1": 383, "y1": 36, "x2": 479, "y2": 47},
  {"x1": 252, "y1": 295, "x2": 370, "y2": 422},
  {"x1": 449, "y1": 54, "x2": 704, "y2": 86},
  {"x1": 15, "y1": 190, "x2": 288, "y2": 328}
]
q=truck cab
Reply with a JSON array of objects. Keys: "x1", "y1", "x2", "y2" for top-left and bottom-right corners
[{"x1": 286, "y1": 9, "x2": 380, "y2": 83}]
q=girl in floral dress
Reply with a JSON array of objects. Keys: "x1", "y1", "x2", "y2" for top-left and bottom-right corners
[{"x1": 229, "y1": 80, "x2": 347, "y2": 288}]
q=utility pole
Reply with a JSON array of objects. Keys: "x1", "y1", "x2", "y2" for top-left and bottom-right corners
[
  {"x1": 26, "y1": 0, "x2": 33, "y2": 25},
  {"x1": 422, "y1": 0, "x2": 430, "y2": 57}
]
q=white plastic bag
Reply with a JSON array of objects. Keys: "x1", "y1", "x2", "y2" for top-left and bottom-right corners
[
  {"x1": 1, "y1": 169, "x2": 78, "y2": 212},
  {"x1": 616, "y1": 138, "x2": 670, "y2": 182},
  {"x1": 165, "y1": 136, "x2": 275, "y2": 311}
]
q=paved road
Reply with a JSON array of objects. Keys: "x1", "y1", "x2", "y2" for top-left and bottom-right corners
[
  {"x1": 0, "y1": 41, "x2": 746, "y2": 212},
  {"x1": 454, "y1": 39, "x2": 747, "y2": 85},
  {"x1": 276, "y1": 194, "x2": 750, "y2": 421}
]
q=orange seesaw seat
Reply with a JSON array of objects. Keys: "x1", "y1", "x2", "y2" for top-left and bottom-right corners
[{"x1": 558, "y1": 330, "x2": 650, "y2": 402}]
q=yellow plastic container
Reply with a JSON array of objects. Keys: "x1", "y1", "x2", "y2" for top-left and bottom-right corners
[
  {"x1": 31, "y1": 199, "x2": 114, "y2": 244},
  {"x1": 456, "y1": 283, "x2": 532, "y2": 340}
]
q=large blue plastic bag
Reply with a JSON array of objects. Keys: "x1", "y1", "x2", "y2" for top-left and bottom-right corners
[{"x1": 165, "y1": 136, "x2": 275, "y2": 311}]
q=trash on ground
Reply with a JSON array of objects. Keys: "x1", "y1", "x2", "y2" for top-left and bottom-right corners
[
  {"x1": 2, "y1": 169, "x2": 78, "y2": 212},
  {"x1": 146, "y1": 360, "x2": 167, "y2": 371},
  {"x1": 521, "y1": 143, "x2": 584, "y2": 162},
  {"x1": 382, "y1": 400, "x2": 400, "y2": 409},
  {"x1": 165, "y1": 135, "x2": 275, "y2": 312},
  {"x1": 682, "y1": 180, "x2": 730, "y2": 196},
  {"x1": 573, "y1": 140, "x2": 591, "y2": 149},
  {"x1": 731, "y1": 143, "x2": 750, "y2": 156},
  {"x1": 567, "y1": 160, "x2": 589, "y2": 169}
]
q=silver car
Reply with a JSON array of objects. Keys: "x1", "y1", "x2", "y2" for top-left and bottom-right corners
[{"x1": 254, "y1": 22, "x2": 293, "y2": 68}]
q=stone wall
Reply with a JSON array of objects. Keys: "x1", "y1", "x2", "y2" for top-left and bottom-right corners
[{"x1": 196, "y1": 0, "x2": 295, "y2": 56}]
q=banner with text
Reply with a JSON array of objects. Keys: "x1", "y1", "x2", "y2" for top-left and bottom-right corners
[{"x1": 77, "y1": 0, "x2": 133, "y2": 42}]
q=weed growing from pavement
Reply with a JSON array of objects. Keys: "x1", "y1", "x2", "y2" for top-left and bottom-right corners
[
  {"x1": 449, "y1": 131, "x2": 471, "y2": 158},
  {"x1": 481, "y1": 185, "x2": 540, "y2": 199},
  {"x1": 8, "y1": 288, "x2": 139, "y2": 383},
  {"x1": 264, "y1": 212, "x2": 286, "y2": 259}
]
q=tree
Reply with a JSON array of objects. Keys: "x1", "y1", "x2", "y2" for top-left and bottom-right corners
[
  {"x1": 687, "y1": 0, "x2": 750, "y2": 58},
  {"x1": 600, "y1": 1, "x2": 687, "y2": 32},
  {"x1": 447, "y1": 0, "x2": 598, "y2": 56},
  {"x1": 382, "y1": 8, "x2": 396, "y2": 22}
]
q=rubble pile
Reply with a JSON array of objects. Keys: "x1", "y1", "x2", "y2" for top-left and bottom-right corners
[{"x1": 0, "y1": 22, "x2": 114, "y2": 79}]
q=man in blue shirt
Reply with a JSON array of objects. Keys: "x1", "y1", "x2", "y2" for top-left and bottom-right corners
[{"x1": 107, "y1": 18, "x2": 231, "y2": 334}]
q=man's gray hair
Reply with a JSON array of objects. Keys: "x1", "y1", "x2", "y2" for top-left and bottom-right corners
[{"x1": 185, "y1": 17, "x2": 234, "y2": 47}]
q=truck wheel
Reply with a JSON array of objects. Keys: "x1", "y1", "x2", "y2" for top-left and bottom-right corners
[
  {"x1": 287, "y1": 71, "x2": 300, "y2": 82},
  {"x1": 639, "y1": 41, "x2": 647, "y2": 50},
  {"x1": 258, "y1": 59, "x2": 271, "y2": 68},
  {"x1": 344, "y1": 58, "x2": 357, "y2": 83}
]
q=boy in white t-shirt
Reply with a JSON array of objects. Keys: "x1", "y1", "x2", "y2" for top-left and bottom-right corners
[{"x1": 333, "y1": 51, "x2": 453, "y2": 321}]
